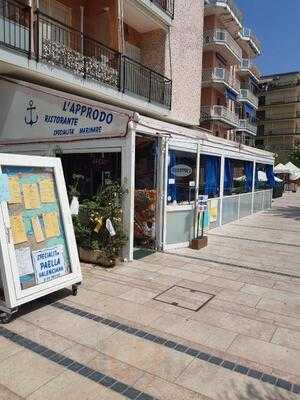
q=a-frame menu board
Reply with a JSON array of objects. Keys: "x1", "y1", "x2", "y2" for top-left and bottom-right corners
[{"x1": 0, "y1": 153, "x2": 82, "y2": 322}]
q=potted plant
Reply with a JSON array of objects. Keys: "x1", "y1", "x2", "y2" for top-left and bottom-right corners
[{"x1": 70, "y1": 177, "x2": 128, "y2": 267}]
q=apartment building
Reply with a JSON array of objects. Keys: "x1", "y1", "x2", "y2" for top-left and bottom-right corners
[
  {"x1": 257, "y1": 71, "x2": 300, "y2": 162},
  {"x1": 201, "y1": 0, "x2": 261, "y2": 146},
  {"x1": 0, "y1": 0, "x2": 203, "y2": 125}
]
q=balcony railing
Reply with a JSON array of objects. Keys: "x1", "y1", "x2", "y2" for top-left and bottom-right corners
[
  {"x1": 237, "y1": 119, "x2": 257, "y2": 135},
  {"x1": 205, "y1": 0, "x2": 243, "y2": 26},
  {"x1": 150, "y1": 0, "x2": 175, "y2": 18},
  {"x1": 264, "y1": 111, "x2": 300, "y2": 121},
  {"x1": 239, "y1": 89, "x2": 259, "y2": 108},
  {"x1": 241, "y1": 28, "x2": 261, "y2": 53},
  {"x1": 265, "y1": 96, "x2": 300, "y2": 106},
  {"x1": 203, "y1": 29, "x2": 242, "y2": 61},
  {"x1": 202, "y1": 68, "x2": 240, "y2": 93},
  {"x1": 34, "y1": 11, "x2": 172, "y2": 109},
  {"x1": 0, "y1": 0, "x2": 31, "y2": 55},
  {"x1": 122, "y1": 56, "x2": 172, "y2": 109},
  {"x1": 240, "y1": 59, "x2": 260, "y2": 79},
  {"x1": 264, "y1": 128, "x2": 300, "y2": 135},
  {"x1": 201, "y1": 105, "x2": 239, "y2": 126}
]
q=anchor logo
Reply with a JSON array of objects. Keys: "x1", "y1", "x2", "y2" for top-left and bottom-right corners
[{"x1": 25, "y1": 100, "x2": 38, "y2": 126}]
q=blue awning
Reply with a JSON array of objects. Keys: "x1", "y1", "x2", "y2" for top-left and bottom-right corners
[
  {"x1": 244, "y1": 103, "x2": 256, "y2": 117},
  {"x1": 225, "y1": 88, "x2": 237, "y2": 102}
]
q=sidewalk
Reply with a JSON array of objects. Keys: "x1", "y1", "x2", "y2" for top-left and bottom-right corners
[{"x1": 0, "y1": 192, "x2": 299, "y2": 400}]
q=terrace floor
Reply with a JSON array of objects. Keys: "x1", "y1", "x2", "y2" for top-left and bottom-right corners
[{"x1": 0, "y1": 191, "x2": 300, "y2": 399}]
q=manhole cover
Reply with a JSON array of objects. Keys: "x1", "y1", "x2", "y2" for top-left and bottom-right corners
[{"x1": 153, "y1": 285, "x2": 215, "y2": 311}]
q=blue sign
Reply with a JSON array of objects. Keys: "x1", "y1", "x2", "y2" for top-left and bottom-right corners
[
  {"x1": 32, "y1": 245, "x2": 66, "y2": 284},
  {"x1": 0, "y1": 174, "x2": 9, "y2": 202}
]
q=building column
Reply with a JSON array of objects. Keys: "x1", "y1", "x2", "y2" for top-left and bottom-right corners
[
  {"x1": 251, "y1": 160, "x2": 256, "y2": 214},
  {"x1": 219, "y1": 155, "x2": 225, "y2": 226},
  {"x1": 121, "y1": 120, "x2": 136, "y2": 261}
]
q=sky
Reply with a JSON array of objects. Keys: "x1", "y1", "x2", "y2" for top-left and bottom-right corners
[{"x1": 236, "y1": 0, "x2": 300, "y2": 76}]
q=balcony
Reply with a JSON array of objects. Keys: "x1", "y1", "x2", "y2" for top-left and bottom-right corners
[
  {"x1": 122, "y1": 56, "x2": 172, "y2": 109},
  {"x1": 263, "y1": 111, "x2": 300, "y2": 121},
  {"x1": 200, "y1": 105, "x2": 239, "y2": 127},
  {"x1": 0, "y1": 3, "x2": 172, "y2": 110},
  {"x1": 202, "y1": 68, "x2": 240, "y2": 94},
  {"x1": 239, "y1": 28, "x2": 261, "y2": 55},
  {"x1": 150, "y1": 0, "x2": 174, "y2": 18},
  {"x1": 204, "y1": 0, "x2": 243, "y2": 34},
  {"x1": 238, "y1": 88, "x2": 259, "y2": 109},
  {"x1": 236, "y1": 119, "x2": 257, "y2": 135},
  {"x1": 265, "y1": 96, "x2": 300, "y2": 106},
  {"x1": 263, "y1": 128, "x2": 300, "y2": 135},
  {"x1": 0, "y1": 0, "x2": 31, "y2": 56},
  {"x1": 203, "y1": 29, "x2": 242, "y2": 63},
  {"x1": 239, "y1": 59, "x2": 261, "y2": 80}
]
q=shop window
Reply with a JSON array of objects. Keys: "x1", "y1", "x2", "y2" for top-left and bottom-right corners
[
  {"x1": 60, "y1": 152, "x2": 121, "y2": 200},
  {"x1": 255, "y1": 164, "x2": 274, "y2": 190},
  {"x1": 167, "y1": 149, "x2": 197, "y2": 205},
  {"x1": 199, "y1": 154, "x2": 220, "y2": 198},
  {"x1": 224, "y1": 159, "x2": 254, "y2": 196}
]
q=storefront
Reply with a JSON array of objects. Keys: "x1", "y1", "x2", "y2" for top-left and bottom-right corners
[{"x1": 0, "y1": 77, "x2": 275, "y2": 261}]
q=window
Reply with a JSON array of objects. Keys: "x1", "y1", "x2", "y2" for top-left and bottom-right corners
[
  {"x1": 167, "y1": 150, "x2": 197, "y2": 205},
  {"x1": 199, "y1": 155, "x2": 221, "y2": 198}
]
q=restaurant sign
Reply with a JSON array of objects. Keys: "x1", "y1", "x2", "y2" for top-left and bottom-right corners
[{"x1": 0, "y1": 79, "x2": 130, "y2": 141}]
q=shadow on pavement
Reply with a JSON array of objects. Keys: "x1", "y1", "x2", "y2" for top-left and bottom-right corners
[
  {"x1": 12, "y1": 288, "x2": 72, "y2": 321},
  {"x1": 219, "y1": 380, "x2": 296, "y2": 400},
  {"x1": 267, "y1": 206, "x2": 300, "y2": 222}
]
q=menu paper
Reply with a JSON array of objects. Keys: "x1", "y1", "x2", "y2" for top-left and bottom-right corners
[
  {"x1": 39, "y1": 179, "x2": 55, "y2": 203},
  {"x1": 31, "y1": 216, "x2": 45, "y2": 243},
  {"x1": 8, "y1": 176, "x2": 22, "y2": 204},
  {"x1": 15, "y1": 247, "x2": 34, "y2": 276},
  {"x1": 23, "y1": 183, "x2": 41, "y2": 209},
  {"x1": 43, "y1": 212, "x2": 60, "y2": 238},
  {"x1": 10, "y1": 214, "x2": 27, "y2": 244}
]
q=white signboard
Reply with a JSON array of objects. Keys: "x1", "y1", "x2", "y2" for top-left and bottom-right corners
[
  {"x1": 197, "y1": 195, "x2": 208, "y2": 211},
  {"x1": 32, "y1": 245, "x2": 66, "y2": 284},
  {"x1": 0, "y1": 78, "x2": 130, "y2": 142},
  {"x1": 171, "y1": 164, "x2": 192, "y2": 177}
]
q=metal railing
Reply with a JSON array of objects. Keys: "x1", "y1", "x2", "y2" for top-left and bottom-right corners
[
  {"x1": 264, "y1": 127, "x2": 300, "y2": 135},
  {"x1": 203, "y1": 29, "x2": 242, "y2": 61},
  {"x1": 122, "y1": 56, "x2": 172, "y2": 109},
  {"x1": 0, "y1": 0, "x2": 31, "y2": 55},
  {"x1": 239, "y1": 88, "x2": 259, "y2": 108},
  {"x1": 202, "y1": 68, "x2": 240, "y2": 92},
  {"x1": 265, "y1": 96, "x2": 300, "y2": 106},
  {"x1": 240, "y1": 59, "x2": 260, "y2": 78},
  {"x1": 264, "y1": 111, "x2": 300, "y2": 121},
  {"x1": 241, "y1": 28, "x2": 261, "y2": 52},
  {"x1": 35, "y1": 12, "x2": 172, "y2": 108},
  {"x1": 37, "y1": 11, "x2": 121, "y2": 88},
  {"x1": 150, "y1": 0, "x2": 174, "y2": 18},
  {"x1": 237, "y1": 119, "x2": 257, "y2": 135},
  {"x1": 200, "y1": 105, "x2": 239, "y2": 126},
  {"x1": 205, "y1": 0, "x2": 243, "y2": 25}
]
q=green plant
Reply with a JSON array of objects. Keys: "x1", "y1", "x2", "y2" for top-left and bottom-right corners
[
  {"x1": 72, "y1": 183, "x2": 128, "y2": 260},
  {"x1": 288, "y1": 148, "x2": 300, "y2": 168}
]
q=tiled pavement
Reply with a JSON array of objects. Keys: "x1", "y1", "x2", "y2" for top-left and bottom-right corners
[{"x1": 0, "y1": 192, "x2": 300, "y2": 399}]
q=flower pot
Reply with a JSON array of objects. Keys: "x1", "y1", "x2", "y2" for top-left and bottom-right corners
[
  {"x1": 190, "y1": 236, "x2": 208, "y2": 250},
  {"x1": 79, "y1": 247, "x2": 115, "y2": 267}
]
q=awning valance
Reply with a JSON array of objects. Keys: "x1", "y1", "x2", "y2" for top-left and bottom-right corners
[{"x1": 225, "y1": 88, "x2": 238, "y2": 102}]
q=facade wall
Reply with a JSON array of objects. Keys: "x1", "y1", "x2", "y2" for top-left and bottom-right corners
[
  {"x1": 165, "y1": 0, "x2": 204, "y2": 125},
  {"x1": 258, "y1": 72, "x2": 300, "y2": 161}
]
